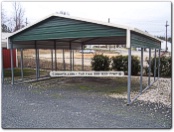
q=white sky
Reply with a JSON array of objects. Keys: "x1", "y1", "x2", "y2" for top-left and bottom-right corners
[{"x1": 2, "y1": 1, "x2": 172, "y2": 37}]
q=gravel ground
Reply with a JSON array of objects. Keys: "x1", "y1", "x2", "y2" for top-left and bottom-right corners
[
  {"x1": 2, "y1": 78, "x2": 172, "y2": 128},
  {"x1": 110, "y1": 77, "x2": 171, "y2": 106}
]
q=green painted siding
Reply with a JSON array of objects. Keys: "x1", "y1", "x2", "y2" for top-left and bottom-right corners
[
  {"x1": 131, "y1": 32, "x2": 161, "y2": 48},
  {"x1": 10, "y1": 16, "x2": 126, "y2": 41}
]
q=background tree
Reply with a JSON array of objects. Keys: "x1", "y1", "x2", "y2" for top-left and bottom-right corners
[
  {"x1": 1, "y1": 2, "x2": 25, "y2": 32},
  {"x1": 1, "y1": 7, "x2": 12, "y2": 32},
  {"x1": 167, "y1": 37, "x2": 171, "y2": 43},
  {"x1": 156, "y1": 36, "x2": 171, "y2": 43},
  {"x1": 12, "y1": 2, "x2": 25, "y2": 32}
]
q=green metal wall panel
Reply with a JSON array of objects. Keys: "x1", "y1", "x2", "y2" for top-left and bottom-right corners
[
  {"x1": 10, "y1": 16, "x2": 126, "y2": 41},
  {"x1": 131, "y1": 32, "x2": 161, "y2": 48}
]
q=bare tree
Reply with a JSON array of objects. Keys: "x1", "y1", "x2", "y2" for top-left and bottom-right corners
[
  {"x1": 12, "y1": 2, "x2": 25, "y2": 32},
  {"x1": 1, "y1": 7, "x2": 12, "y2": 32},
  {"x1": 1, "y1": 7, "x2": 7, "y2": 24}
]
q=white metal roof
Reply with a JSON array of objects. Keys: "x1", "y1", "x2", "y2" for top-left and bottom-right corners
[
  {"x1": 1, "y1": 33, "x2": 13, "y2": 48},
  {"x1": 7, "y1": 13, "x2": 162, "y2": 42}
]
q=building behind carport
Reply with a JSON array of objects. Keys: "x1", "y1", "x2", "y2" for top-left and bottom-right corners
[
  {"x1": 3, "y1": 13, "x2": 162, "y2": 104},
  {"x1": 1, "y1": 33, "x2": 17, "y2": 69}
]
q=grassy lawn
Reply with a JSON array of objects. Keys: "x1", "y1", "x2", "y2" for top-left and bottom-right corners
[
  {"x1": 4, "y1": 68, "x2": 47, "y2": 77},
  {"x1": 74, "y1": 77, "x2": 141, "y2": 94},
  {"x1": 30, "y1": 77, "x2": 142, "y2": 94},
  {"x1": 4, "y1": 68, "x2": 145, "y2": 95},
  {"x1": 3, "y1": 67, "x2": 144, "y2": 95}
]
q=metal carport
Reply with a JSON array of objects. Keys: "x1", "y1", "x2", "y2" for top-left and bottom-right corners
[{"x1": 4, "y1": 13, "x2": 162, "y2": 104}]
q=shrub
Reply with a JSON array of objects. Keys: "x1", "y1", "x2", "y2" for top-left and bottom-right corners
[
  {"x1": 91, "y1": 54, "x2": 111, "y2": 71},
  {"x1": 150, "y1": 56, "x2": 171, "y2": 77},
  {"x1": 143, "y1": 66, "x2": 149, "y2": 76},
  {"x1": 112, "y1": 55, "x2": 140, "y2": 75}
]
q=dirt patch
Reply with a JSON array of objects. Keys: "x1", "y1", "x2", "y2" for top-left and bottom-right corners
[{"x1": 18, "y1": 57, "x2": 92, "y2": 71}]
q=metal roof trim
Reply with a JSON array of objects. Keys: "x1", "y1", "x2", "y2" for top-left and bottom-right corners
[
  {"x1": 53, "y1": 14, "x2": 134, "y2": 30},
  {"x1": 133, "y1": 28, "x2": 162, "y2": 42}
]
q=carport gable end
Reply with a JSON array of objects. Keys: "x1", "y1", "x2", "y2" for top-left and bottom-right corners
[{"x1": 130, "y1": 30, "x2": 161, "y2": 49}]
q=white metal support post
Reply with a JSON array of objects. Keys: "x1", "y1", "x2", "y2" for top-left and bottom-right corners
[
  {"x1": 127, "y1": 48, "x2": 131, "y2": 105},
  {"x1": 154, "y1": 49, "x2": 157, "y2": 80},
  {"x1": 69, "y1": 42, "x2": 72, "y2": 71},
  {"x1": 35, "y1": 41, "x2": 38, "y2": 81},
  {"x1": 158, "y1": 49, "x2": 160, "y2": 79},
  {"x1": 63, "y1": 49, "x2": 65, "y2": 70},
  {"x1": 148, "y1": 48, "x2": 151, "y2": 86},
  {"x1": 37, "y1": 49, "x2": 40, "y2": 78},
  {"x1": 81, "y1": 43, "x2": 84, "y2": 71},
  {"x1": 54, "y1": 40, "x2": 57, "y2": 71},
  {"x1": 10, "y1": 42, "x2": 14, "y2": 85},
  {"x1": 51, "y1": 49, "x2": 53, "y2": 71},
  {"x1": 72, "y1": 50, "x2": 74, "y2": 71},
  {"x1": 140, "y1": 48, "x2": 143, "y2": 94},
  {"x1": 20, "y1": 49, "x2": 24, "y2": 80}
]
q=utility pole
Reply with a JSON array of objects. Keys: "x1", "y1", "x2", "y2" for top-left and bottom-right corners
[
  {"x1": 25, "y1": 18, "x2": 28, "y2": 26},
  {"x1": 165, "y1": 21, "x2": 169, "y2": 52}
]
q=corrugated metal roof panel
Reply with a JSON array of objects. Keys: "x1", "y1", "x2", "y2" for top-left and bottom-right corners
[
  {"x1": 8, "y1": 13, "x2": 162, "y2": 42},
  {"x1": 10, "y1": 16, "x2": 126, "y2": 42}
]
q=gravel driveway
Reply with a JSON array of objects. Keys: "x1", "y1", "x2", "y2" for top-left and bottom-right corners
[{"x1": 2, "y1": 78, "x2": 172, "y2": 128}]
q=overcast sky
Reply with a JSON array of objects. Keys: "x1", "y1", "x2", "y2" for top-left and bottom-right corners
[{"x1": 2, "y1": 1, "x2": 172, "y2": 37}]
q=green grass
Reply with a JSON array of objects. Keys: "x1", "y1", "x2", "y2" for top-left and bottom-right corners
[
  {"x1": 50, "y1": 93, "x2": 63, "y2": 99},
  {"x1": 4, "y1": 68, "x2": 46, "y2": 77},
  {"x1": 74, "y1": 77, "x2": 140, "y2": 94},
  {"x1": 31, "y1": 89, "x2": 43, "y2": 94},
  {"x1": 109, "y1": 86, "x2": 127, "y2": 94},
  {"x1": 27, "y1": 77, "x2": 142, "y2": 95},
  {"x1": 79, "y1": 85, "x2": 92, "y2": 90}
]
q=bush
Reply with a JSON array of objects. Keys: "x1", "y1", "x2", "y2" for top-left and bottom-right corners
[
  {"x1": 112, "y1": 55, "x2": 140, "y2": 75},
  {"x1": 91, "y1": 54, "x2": 111, "y2": 71},
  {"x1": 150, "y1": 56, "x2": 171, "y2": 77}
]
